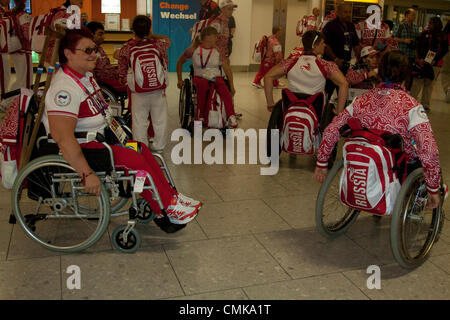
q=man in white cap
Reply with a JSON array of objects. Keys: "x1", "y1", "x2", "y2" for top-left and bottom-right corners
[{"x1": 210, "y1": 0, "x2": 237, "y2": 63}]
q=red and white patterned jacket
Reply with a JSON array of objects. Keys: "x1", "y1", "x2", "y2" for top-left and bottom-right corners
[
  {"x1": 263, "y1": 34, "x2": 283, "y2": 65},
  {"x1": 355, "y1": 21, "x2": 399, "y2": 51},
  {"x1": 210, "y1": 13, "x2": 230, "y2": 61},
  {"x1": 94, "y1": 46, "x2": 119, "y2": 83},
  {"x1": 316, "y1": 84, "x2": 441, "y2": 194},
  {"x1": 345, "y1": 67, "x2": 377, "y2": 89},
  {"x1": 118, "y1": 37, "x2": 170, "y2": 84},
  {"x1": 296, "y1": 15, "x2": 319, "y2": 37}
]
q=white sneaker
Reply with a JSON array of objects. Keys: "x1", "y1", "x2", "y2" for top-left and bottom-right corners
[
  {"x1": 177, "y1": 193, "x2": 202, "y2": 209},
  {"x1": 166, "y1": 195, "x2": 199, "y2": 224},
  {"x1": 252, "y1": 82, "x2": 263, "y2": 89}
]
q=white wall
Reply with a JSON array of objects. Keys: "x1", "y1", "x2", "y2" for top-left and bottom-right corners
[{"x1": 230, "y1": 0, "x2": 254, "y2": 67}]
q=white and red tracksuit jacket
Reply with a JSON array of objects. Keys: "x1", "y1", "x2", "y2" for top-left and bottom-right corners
[
  {"x1": 296, "y1": 15, "x2": 319, "y2": 37},
  {"x1": 316, "y1": 84, "x2": 442, "y2": 194}
]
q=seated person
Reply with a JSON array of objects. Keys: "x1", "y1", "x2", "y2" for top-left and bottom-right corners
[
  {"x1": 176, "y1": 26, "x2": 238, "y2": 128},
  {"x1": 42, "y1": 28, "x2": 202, "y2": 233},
  {"x1": 345, "y1": 46, "x2": 379, "y2": 89},
  {"x1": 86, "y1": 21, "x2": 127, "y2": 93},
  {"x1": 314, "y1": 50, "x2": 442, "y2": 209},
  {"x1": 263, "y1": 30, "x2": 348, "y2": 121}
]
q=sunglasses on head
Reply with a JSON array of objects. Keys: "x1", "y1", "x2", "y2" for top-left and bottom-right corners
[{"x1": 74, "y1": 46, "x2": 99, "y2": 55}]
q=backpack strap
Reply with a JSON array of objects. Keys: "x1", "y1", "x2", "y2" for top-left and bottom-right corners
[{"x1": 348, "y1": 117, "x2": 386, "y2": 146}]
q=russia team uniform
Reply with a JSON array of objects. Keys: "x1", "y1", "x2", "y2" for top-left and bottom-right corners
[
  {"x1": 296, "y1": 15, "x2": 319, "y2": 37},
  {"x1": 316, "y1": 85, "x2": 441, "y2": 194},
  {"x1": 182, "y1": 45, "x2": 235, "y2": 120},
  {"x1": 253, "y1": 34, "x2": 283, "y2": 87},
  {"x1": 118, "y1": 38, "x2": 170, "y2": 152},
  {"x1": 43, "y1": 66, "x2": 177, "y2": 215}
]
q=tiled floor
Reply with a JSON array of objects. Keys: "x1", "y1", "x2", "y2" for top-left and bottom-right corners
[{"x1": 0, "y1": 72, "x2": 449, "y2": 300}]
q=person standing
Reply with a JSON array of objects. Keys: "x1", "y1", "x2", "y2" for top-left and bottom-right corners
[
  {"x1": 8, "y1": 0, "x2": 33, "y2": 93},
  {"x1": 322, "y1": 2, "x2": 361, "y2": 99},
  {"x1": 199, "y1": 0, "x2": 220, "y2": 21},
  {"x1": 252, "y1": 26, "x2": 283, "y2": 89},
  {"x1": 118, "y1": 15, "x2": 170, "y2": 152},
  {"x1": 227, "y1": 14, "x2": 235, "y2": 57},
  {"x1": 410, "y1": 17, "x2": 448, "y2": 112},
  {"x1": 355, "y1": 6, "x2": 392, "y2": 49},
  {"x1": 210, "y1": 0, "x2": 236, "y2": 64},
  {"x1": 319, "y1": 0, "x2": 343, "y2": 31},
  {"x1": 297, "y1": 7, "x2": 320, "y2": 37},
  {"x1": 0, "y1": 0, "x2": 12, "y2": 101},
  {"x1": 392, "y1": 8, "x2": 419, "y2": 65}
]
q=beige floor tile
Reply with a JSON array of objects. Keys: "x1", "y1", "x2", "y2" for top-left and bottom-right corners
[
  {"x1": 205, "y1": 175, "x2": 291, "y2": 202},
  {"x1": 254, "y1": 229, "x2": 377, "y2": 279},
  {"x1": 8, "y1": 223, "x2": 112, "y2": 261},
  {"x1": 108, "y1": 217, "x2": 208, "y2": 248},
  {"x1": 173, "y1": 177, "x2": 223, "y2": 204},
  {"x1": 263, "y1": 195, "x2": 316, "y2": 229},
  {"x1": 343, "y1": 262, "x2": 450, "y2": 300},
  {"x1": 164, "y1": 235, "x2": 290, "y2": 295},
  {"x1": 167, "y1": 288, "x2": 248, "y2": 300},
  {"x1": 0, "y1": 256, "x2": 61, "y2": 299},
  {"x1": 430, "y1": 254, "x2": 450, "y2": 274},
  {"x1": 0, "y1": 223, "x2": 12, "y2": 261},
  {"x1": 61, "y1": 248, "x2": 183, "y2": 300},
  {"x1": 196, "y1": 199, "x2": 291, "y2": 238},
  {"x1": 243, "y1": 273, "x2": 369, "y2": 300}
]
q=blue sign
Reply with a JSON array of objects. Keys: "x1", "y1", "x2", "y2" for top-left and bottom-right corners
[{"x1": 152, "y1": 1, "x2": 201, "y2": 72}]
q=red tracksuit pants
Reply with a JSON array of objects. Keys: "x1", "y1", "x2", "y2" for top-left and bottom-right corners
[
  {"x1": 193, "y1": 76, "x2": 235, "y2": 120},
  {"x1": 82, "y1": 141, "x2": 175, "y2": 216},
  {"x1": 253, "y1": 61, "x2": 279, "y2": 86}
]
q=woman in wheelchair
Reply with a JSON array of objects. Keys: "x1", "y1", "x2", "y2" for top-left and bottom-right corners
[
  {"x1": 345, "y1": 46, "x2": 379, "y2": 89},
  {"x1": 42, "y1": 28, "x2": 202, "y2": 232},
  {"x1": 263, "y1": 30, "x2": 348, "y2": 115},
  {"x1": 314, "y1": 50, "x2": 442, "y2": 209},
  {"x1": 176, "y1": 26, "x2": 238, "y2": 128}
]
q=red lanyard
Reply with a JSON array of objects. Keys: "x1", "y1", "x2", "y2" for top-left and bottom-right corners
[
  {"x1": 63, "y1": 67, "x2": 109, "y2": 117},
  {"x1": 200, "y1": 45, "x2": 213, "y2": 69}
]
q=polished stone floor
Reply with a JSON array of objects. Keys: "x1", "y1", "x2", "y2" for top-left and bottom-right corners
[{"x1": 0, "y1": 72, "x2": 449, "y2": 300}]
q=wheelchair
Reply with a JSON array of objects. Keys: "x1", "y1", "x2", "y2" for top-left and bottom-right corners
[
  {"x1": 266, "y1": 89, "x2": 334, "y2": 158},
  {"x1": 10, "y1": 102, "x2": 177, "y2": 254},
  {"x1": 178, "y1": 65, "x2": 235, "y2": 134},
  {"x1": 99, "y1": 82, "x2": 130, "y2": 126},
  {"x1": 315, "y1": 154, "x2": 446, "y2": 269}
]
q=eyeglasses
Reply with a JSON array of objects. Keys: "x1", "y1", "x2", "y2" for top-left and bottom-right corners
[{"x1": 74, "y1": 46, "x2": 99, "y2": 55}]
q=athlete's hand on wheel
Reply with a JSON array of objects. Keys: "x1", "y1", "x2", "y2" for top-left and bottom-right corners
[
  {"x1": 314, "y1": 167, "x2": 328, "y2": 184},
  {"x1": 426, "y1": 193, "x2": 440, "y2": 209},
  {"x1": 85, "y1": 174, "x2": 101, "y2": 196}
]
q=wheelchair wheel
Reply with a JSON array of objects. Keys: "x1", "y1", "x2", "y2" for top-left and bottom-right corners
[
  {"x1": 11, "y1": 155, "x2": 111, "y2": 253},
  {"x1": 179, "y1": 79, "x2": 192, "y2": 129},
  {"x1": 266, "y1": 104, "x2": 282, "y2": 158},
  {"x1": 136, "y1": 198, "x2": 155, "y2": 224},
  {"x1": 100, "y1": 85, "x2": 118, "y2": 104},
  {"x1": 315, "y1": 159, "x2": 360, "y2": 238},
  {"x1": 390, "y1": 168, "x2": 443, "y2": 269},
  {"x1": 112, "y1": 225, "x2": 141, "y2": 253}
]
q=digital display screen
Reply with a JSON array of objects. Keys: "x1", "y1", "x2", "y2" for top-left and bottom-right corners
[
  {"x1": 9, "y1": 0, "x2": 31, "y2": 14},
  {"x1": 101, "y1": 0, "x2": 121, "y2": 14}
]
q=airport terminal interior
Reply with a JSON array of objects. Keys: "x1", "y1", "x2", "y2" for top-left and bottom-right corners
[{"x1": 0, "y1": 0, "x2": 449, "y2": 300}]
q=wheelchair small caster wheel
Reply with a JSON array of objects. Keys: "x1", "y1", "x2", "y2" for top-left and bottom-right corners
[
  {"x1": 136, "y1": 199, "x2": 155, "y2": 224},
  {"x1": 112, "y1": 225, "x2": 141, "y2": 253}
]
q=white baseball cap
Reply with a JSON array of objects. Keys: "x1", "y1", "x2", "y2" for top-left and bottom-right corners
[
  {"x1": 360, "y1": 46, "x2": 377, "y2": 58},
  {"x1": 219, "y1": 0, "x2": 238, "y2": 9}
]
